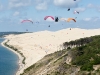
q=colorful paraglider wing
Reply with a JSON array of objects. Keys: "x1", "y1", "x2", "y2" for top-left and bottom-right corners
[
  {"x1": 44, "y1": 16, "x2": 54, "y2": 20},
  {"x1": 55, "y1": 17, "x2": 59, "y2": 22},
  {"x1": 60, "y1": 18, "x2": 66, "y2": 21},
  {"x1": 72, "y1": 19, "x2": 76, "y2": 22},
  {"x1": 74, "y1": 11, "x2": 77, "y2": 14},
  {"x1": 67, "y1": 18, "x2": 76, "y2": 22},
  {"x1": 21, "y1": 20, "x2": 33, "y2": 24},
  {"x1": 74, "y1": 11, "x2": 79, "y2": 14},
  {"x1": 67, "y1": 18, "x2": 71, "y2": 22}
]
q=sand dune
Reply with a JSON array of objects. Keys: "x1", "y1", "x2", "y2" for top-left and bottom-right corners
[{"x1": 2, "y1": 28, "x2": 100, "y2": 75}]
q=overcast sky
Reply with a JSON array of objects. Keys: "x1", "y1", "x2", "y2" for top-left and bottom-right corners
[{"x1": 0, "y1": 0, "x2": 100, "y2": 32}]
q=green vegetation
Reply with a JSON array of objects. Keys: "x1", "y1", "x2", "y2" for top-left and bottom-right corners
[
  {"x1": 71, "y1": 35, "x2": 100, "y2": 71},
  {"x1": 63, "y1": 37, "x2": 93, "y2": 49},
  {"x1": 4, "y1": 40, "x2": 26, "y2": 64}
]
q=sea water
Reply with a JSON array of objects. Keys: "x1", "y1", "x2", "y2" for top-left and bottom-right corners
[{"x1": 0, "y1": 38, "x2": 19, "y2": 75}]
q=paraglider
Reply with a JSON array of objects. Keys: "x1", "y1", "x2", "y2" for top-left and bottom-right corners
[
  {"x1": 75, "y1": 17, "x2": 77, "y2": 19},
  {"x1": 60, "y1": 18, "x2": 67, "y2": 21},
  {"x1": 68, "y1": 8, "x2": 70, "y2": 11},
  {"x1": 44, "y1": 16, "x2": 54, "y2": 20},
  {"x1": 55, "y1": 16, "x2": 59, "y2": 22},
  {"x1": 74, "y1": 11, "x2": 79, "y2": 14},
  {"x1": 67, "y1": 18, "x2": 76, "y2": 22},
  {"x1": 26, "y1": 29, "x2": 28, "y2": 31},
  {"x1": 36, "y1": 21, "x2": 39, "y2": 23},
  {"x1": 21, "y1": 20, "x2": 33, "y2": 24},
  {"x1": 60, "y1": 18, "x2": 76, "y2": 22},
  {"x1": 48, "y1": 25, "x2": 50, "y2": 27}
]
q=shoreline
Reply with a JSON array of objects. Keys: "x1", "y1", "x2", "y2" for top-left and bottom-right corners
[
  {"x1": 1, "y1": 39, "x2": 24, "y2": 75},
  {"x1": 1, "y1": 28, "x2": 100, "y2": 75}
]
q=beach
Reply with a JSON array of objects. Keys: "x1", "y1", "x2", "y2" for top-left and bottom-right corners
[
  {"x1": 1, "y1": 39, "x2": 24, "y2": 75},
  {"x1": 1, "y1": 28, "x2": 100, "y2": 75}
]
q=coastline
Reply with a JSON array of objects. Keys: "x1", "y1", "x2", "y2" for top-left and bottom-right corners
[
  {"x1": 1, "y1": 28, "x2": 100, "y2": 75},
  {"x1": 1, "y1": 39, "x2": 24, "y2": 75}
]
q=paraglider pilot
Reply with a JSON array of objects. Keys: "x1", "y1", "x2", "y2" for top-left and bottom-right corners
[
  {"x1": 68, "y1": 8, "x2": 70, "y2": 11},
  {"x1": 48, "y1": 25, "x2": 50, "y2": 27},
  {"x1": 55, "y1": 17, "x2": 59, "y2": 22}
]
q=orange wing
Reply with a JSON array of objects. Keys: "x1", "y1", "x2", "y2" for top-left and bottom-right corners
[{"x1": 67, "y1": 18, "x2": 76, "y2": 22}]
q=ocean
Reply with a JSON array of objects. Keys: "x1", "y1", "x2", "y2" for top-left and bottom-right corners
[{"x1": 0, "y1": 38, "x2": 19, "y2": 75}]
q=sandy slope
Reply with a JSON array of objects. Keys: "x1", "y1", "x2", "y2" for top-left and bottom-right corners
[{"x1": 2, "y1": 28, "x2": 100, "y2": 75}]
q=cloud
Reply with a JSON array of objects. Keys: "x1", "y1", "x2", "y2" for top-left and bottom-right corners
[
  {"x1": 19, "y1": 18, "x2": 33, "y2": 22},
  {"x1": 98, "y1": 9, "x2": 100, "y2": 12},
  {"x1": 19, "y1": 19, "x2": 23, "y2": 22},
  {"x1": 87, "y1": 3, "x2": 100, "y2": 12},
  {"x1": 53, "y1": 0, "x2": 80, "y2": 8},
  {"x1": 0, "y1": 17, "x2": 13, "y2": 23},
  {"x1": 34, "y1": 0, "x2": 50, "y2": 4},
  {"x1": 83, "y1": 17, "x2": 100, "y2": 22},
  {"x1": 83, "y1": 18, "x2": 91, "y2": 21},
  {"x1": 34, "y1": 0, "x2": 51, "y2": 10},
  {"x1": 13, "y1": 11, "x2": 20, "y2": 16},
  {"x1": 8, "y1": 0, "x2": 50, "y2": 11},
  {"x1": 8, "y1": 0, "x2": 31, "y2": 9},
  {"x1": 87, "y1": 3, "x2": 95, "y2": 8},
  {"x1": 0, "y1": 4, "x2": 3, "y2": 10},
  {"x1": 96, "y1": 6, "x2": 100, "y2": 12},
  {"x1": 92, "y1": 17, "x2": 100, "y2": 22},
  {"x1": 74, "y1": 7, "x2": 86, "y2": 12},
  {"x1": 35, "y1": 2, "x2": 47, "y2": 10},
  {"x1": 28, "y1": 18, "x2": 33, "y2": 21}
]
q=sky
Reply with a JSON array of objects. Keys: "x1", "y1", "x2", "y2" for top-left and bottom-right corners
[{"x1": 0, "y1": 0, "x2": 100, "y2": 32}]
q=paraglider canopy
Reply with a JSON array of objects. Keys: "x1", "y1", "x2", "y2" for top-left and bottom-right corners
[
  {"x1": 60, "y1": 18, "x2": 67, "y2": 21},
  {"x1": 74, "y1": 11, "x2": 79, "y2": 14},
  {"x1": 44, "y1": 16, "x2": 54, "y2": 20},
  {"x1": 21, "y1": 20, "x2": 33, "y2": 24},
  {"x1": 67, "y1": 18, "x2": 76, "y2": 22}
]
